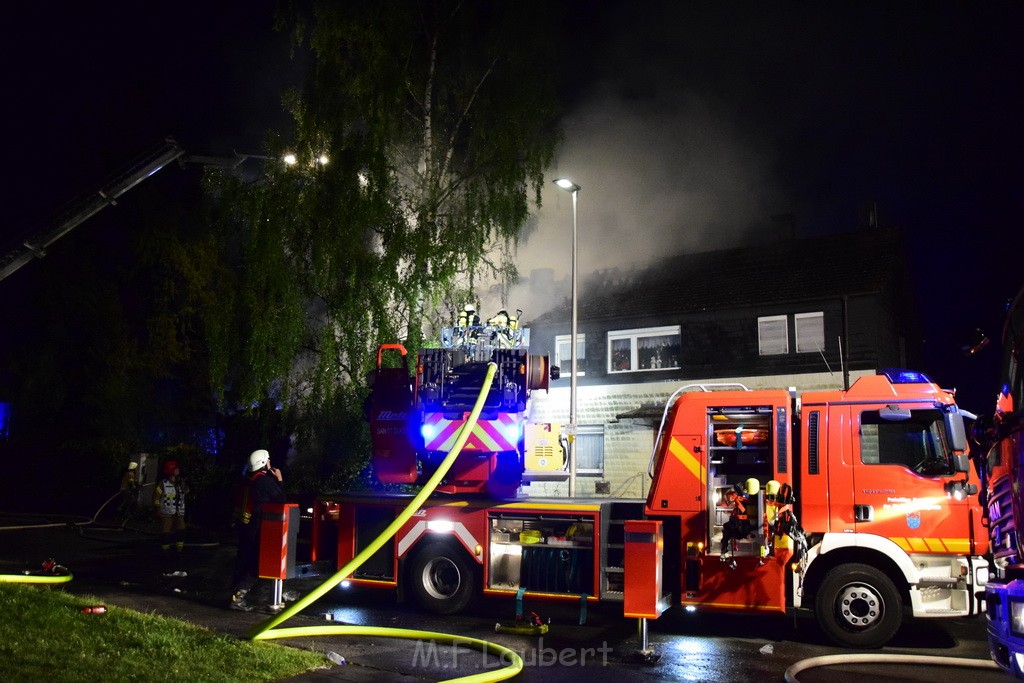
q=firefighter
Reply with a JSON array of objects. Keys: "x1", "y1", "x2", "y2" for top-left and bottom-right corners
[
  {"x1": 489, "y1": 309, "x2": 514, "y2": 347},
  {"x1": 460, "y1": 303, "x2": 481, "y2": 353},
  {"x1": 230, "y1": 449, "x2": 288, "y2": 611},
  {"x1": 464, "y1": 303, "x2": 480, "y2": 327},
  {"x1": 118, "y1": 461, "x2": 139, "y2": 521},
  {"x1": 153, "y1": 460, "x2": 187, "y2": 565}
]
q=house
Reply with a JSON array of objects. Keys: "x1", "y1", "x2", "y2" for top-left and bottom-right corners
[{"x1": 521, "y1": 228, "x2": 917, "y2": 498}]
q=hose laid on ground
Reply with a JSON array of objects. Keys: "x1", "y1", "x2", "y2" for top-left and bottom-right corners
[
  {"x1": 784, "y1": 653, "x2": 999, "y2": 682},
  {"x1": 0, "y1": 513, "x2": 93, "y2": 531},
  {"x1": 0, "y1": 514, "x2": 85, "y2": 584},
  {"x1": 0, "y1": 571, "x2": 73, "y2": 584},
  {"x1": 248, "y1": 362, "x2": 524, "y2": 683}
]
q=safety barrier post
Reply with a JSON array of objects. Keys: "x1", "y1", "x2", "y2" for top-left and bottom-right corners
[
  {"x1": 624, "y1": 519, "x2": 666, "y2": 664},
  {"x1": 259, "y1": 502, "x2": 299, "y2": 609}
]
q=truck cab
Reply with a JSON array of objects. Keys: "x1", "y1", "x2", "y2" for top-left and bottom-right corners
[
  {"x1": 645, "y1": 370, "x2": 987, "y2": 647},
  {"x1": 981, "y1": 286, "x2": 1024, "y2": 676}
]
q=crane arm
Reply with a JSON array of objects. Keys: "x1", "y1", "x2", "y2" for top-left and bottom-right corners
[{"x1": 0, "y1": 138, "x2": 186, "y2": 283}]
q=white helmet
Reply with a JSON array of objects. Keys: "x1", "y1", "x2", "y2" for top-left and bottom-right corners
[{"x1": 249, "y1": 449, "x2": 270, "y2": 472}]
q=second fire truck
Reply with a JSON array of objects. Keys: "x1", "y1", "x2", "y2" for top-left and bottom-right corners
[{"x1": 313, "y1": 330, "x2": 987, "y2": 648}]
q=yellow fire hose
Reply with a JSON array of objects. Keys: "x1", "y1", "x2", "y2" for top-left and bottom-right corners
[
  {"x1": 248, "y1": 362, "x2": 525, "y2": 682},
  {"x1": 0, "y1": 572, "x2": 73, "y2": 584}
]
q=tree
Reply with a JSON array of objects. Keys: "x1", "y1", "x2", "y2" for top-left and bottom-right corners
[{"x1": 203, "y1": 0, "x2": 563, "y2": 474}]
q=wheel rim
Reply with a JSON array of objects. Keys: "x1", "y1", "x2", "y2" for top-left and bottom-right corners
[
  {"x1": 421, "y1": 557, "x2": 462, "y2": 600},
  {"x1": 835, "y1": 582, "x2": 884, "y2": 629}
]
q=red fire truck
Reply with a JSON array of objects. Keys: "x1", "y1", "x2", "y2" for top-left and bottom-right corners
[{"x1": 312, "y1": 347, "x2": 987, "y2": 648}]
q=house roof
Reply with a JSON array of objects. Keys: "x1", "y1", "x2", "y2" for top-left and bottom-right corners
[{"x1": 529, "y1": 229, "x2": 905, "y2": 325}]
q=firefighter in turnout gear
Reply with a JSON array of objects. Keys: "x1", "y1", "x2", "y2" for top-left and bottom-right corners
[
  {"x1": 118, "y1": 461, "x2": 140, "y2": 521},
  {"x1": 229, "y1": 449, "x2": 290, "y2": 611},
  {"x1": 153, "y1": 460, "x2": 187, "y2": 565}
]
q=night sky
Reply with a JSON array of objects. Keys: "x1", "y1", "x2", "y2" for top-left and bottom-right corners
[{"x1": 5, "y1": 1, "x2": 1022, "y2": 412}]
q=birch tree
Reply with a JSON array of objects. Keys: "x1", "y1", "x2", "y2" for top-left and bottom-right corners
[{"x1": 204, "y1": 0, "x2": 563, "y2": 467}]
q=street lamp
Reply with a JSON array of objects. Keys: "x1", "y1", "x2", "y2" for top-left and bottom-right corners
[{"x1": 554, "y1": 178, "x2": 580, "y2": 497}]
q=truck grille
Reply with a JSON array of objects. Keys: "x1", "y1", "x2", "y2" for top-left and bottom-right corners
[{"x1": 988, "y1": 474, "x2": 1020, "y2": 566}]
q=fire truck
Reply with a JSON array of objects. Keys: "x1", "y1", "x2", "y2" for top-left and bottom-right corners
[
  {"x1": 366, "y1": 307, "x2": 563, "y2": 499},
  {"x1": 312, "y1": 343, "x2": 987, "y2": 648},
  {"x1": 977, "y1": 285, "x2": 1024, "y2": 675}
]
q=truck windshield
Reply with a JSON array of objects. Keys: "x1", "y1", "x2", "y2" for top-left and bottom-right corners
[{"x1": 860, "y1": 409, "x2": 952, "y2": 475}]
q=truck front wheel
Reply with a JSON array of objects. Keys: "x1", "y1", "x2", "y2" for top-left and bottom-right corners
[
  {"x1": 815, "y1": 563, "x2": 903, "y2": 648},
  {"x1": 408, "y1": 542, "x2": 476, "y2": 614}
]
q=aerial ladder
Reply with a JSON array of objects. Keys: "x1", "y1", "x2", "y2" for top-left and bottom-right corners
[{"x1": 0, "y1": 137, "x2": 259, "y2": 283}]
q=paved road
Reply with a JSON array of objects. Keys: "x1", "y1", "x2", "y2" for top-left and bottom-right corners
[{"x1": 0, "y1": 518, "x2": 1004, "y2": 682}]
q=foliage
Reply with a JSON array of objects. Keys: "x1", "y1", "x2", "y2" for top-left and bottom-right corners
[
  {"x1": 203, "y1": 0, "x2": 563, "y2": 472},
  {"x1": 0, "y1": 185, "x2": 225, "y2": 512},
  {"x1": 0, "y1": 584, "x2": 324, "y2": 682}
]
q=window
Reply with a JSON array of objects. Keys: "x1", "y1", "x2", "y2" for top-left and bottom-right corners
[
  {"x1": 758, "y1": 315, "x2": 789, "y2": 356},
  {"x1": 607, "y1": 325, "x2": 681, "y2": 373},
  {"x1": 795, "y1": 312, "x2": 825, "y2": 353},
  {"x1": 554, "y1": 334, "x2": 586, "y2": 376},
  {"x1": 574, "y1": 424, "x2": 604, "y2": 473},
  {"x1": 859, "y1": 409, "x2": 952, "y2": 475}
]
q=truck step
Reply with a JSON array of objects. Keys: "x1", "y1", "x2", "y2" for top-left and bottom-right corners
[{"x1": 916, "y1": 576, "x2": 957, "y2": 585}]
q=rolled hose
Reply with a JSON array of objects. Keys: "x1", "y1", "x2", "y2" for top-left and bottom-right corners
[
  {"x1": 248, "y1": 362, "x2": 525, "y2": 683},
  {"x1": 784, "y1": 653, "x2": 999, "y2": 682}
]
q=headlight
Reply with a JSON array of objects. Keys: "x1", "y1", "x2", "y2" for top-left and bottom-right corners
[
  {"x1": 976, "y1": 566, "x2": 990, "y2": 587},
  {"x1": 1010, "y1": 600, "x2": 1024, "y2": 635}
]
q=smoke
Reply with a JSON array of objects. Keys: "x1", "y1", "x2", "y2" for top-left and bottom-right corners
[{"x1": 492, "y1": 75, "x2": 782, "y2": 320}]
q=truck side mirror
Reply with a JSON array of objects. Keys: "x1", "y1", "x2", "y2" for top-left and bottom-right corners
[
  {"x1": 952, "y1": 453, "x2": 970, "y2": 474},
  {"x1": 944, "y1": 412, "x2": 968, "y2": 452}
]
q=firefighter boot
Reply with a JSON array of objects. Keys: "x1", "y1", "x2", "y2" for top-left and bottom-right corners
[{"x1": 229, "y1": 589, "x2": 253, "y2": 612}]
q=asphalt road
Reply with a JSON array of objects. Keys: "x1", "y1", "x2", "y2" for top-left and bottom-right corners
[{"x1": 0, "y1": 517, "x2": 1005, "y2": 682}]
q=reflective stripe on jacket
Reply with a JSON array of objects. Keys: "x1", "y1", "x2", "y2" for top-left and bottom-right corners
[
  {"x1": 232, "y1": 471, "x2": 266, "y2": 525},
  {"x1": 154, "y1": 478, "x2": 185, "y2": 517}
]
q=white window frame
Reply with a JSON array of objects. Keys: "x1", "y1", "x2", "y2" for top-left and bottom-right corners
[
  {"x1": 795, "y1": 311, "x2": 825, "y2": 354},
  {"x1": 757, "y1": 315, "x2": 789, "y2": 356},
  {"x1": 607, "y1": 325, "x2": 681, "y2": 373},
  {"x1": 574, "y1": 424, "x2": 604, "y2": 474},
  {"x1": 554, "y1": 333, "x2": 586, "y2": 376}
]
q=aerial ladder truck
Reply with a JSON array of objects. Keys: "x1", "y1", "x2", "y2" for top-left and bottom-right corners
[{"x1": 314, "y1": 333, "x2": 987, "y2": 647}]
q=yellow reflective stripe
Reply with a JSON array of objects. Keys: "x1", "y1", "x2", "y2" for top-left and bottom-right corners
[
  {"x1": 471, "y1": 423, "x2": 503, "y2": 450},
  {"x1": 889, "y1": 537, "x2": 971, "y2": 553},
  {"x1": 943, "y1": 538, "x2": 970, "y2": 553},
  {"x1": 891, "y1": 537, "x2": 912, "y2": 552},
  {"x1": 492, "y1": 502, "x2": 602, "y2": 511},
  {"x1": 669, "y1": 437, "x2": 705, "y2": 484},
  {"x1": 907, "y1": 537, "x2": 929, "y2": 552}
]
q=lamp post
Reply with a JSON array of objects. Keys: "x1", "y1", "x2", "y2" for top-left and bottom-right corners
[{"x1": 554, "y1": 178, "x2": 580, "y2": 497}]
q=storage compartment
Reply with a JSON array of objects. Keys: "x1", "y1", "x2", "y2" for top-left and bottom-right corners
[
  {"x1": 487, "y1": 511, "x2": 596, "y2": 594},
  {"x1": 521, "y1": 545, "x2": 593, "y2": 594},
  {"x1": 706, "y1": 405, "x2": 773, "y2": 557}
]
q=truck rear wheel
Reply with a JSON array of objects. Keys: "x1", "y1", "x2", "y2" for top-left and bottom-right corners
[
  {"x1": 408, "y1": 542, "x2": 475, "y2": 614},
  {"x1": 815, "y1": 563, "x2": 903, "y2": 648}
]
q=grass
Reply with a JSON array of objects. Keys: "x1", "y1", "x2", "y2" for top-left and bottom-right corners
[{"x1": 0, "y1": 583, "x2": 326, "y2": 682}]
